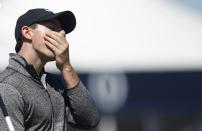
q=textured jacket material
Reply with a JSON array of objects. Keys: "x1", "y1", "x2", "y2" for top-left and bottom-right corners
[{"x1": 0, "y1": 53, "x2": 99, "y2": 131}]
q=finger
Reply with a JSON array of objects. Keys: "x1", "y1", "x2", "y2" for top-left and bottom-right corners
[
  {"x1": 45, "y1": 32, "x2": 61, "y2": 42},
  {"x1": 49, "y1": 30, "x2": 65, "y2": 37},
  {"x1": 45, "y1": 34, "x2": 68, "y2": 51},
  {"x1": 47, "y1": 32, "x2": 69, "y2": 49},
  {"x1": 44, "y1": 35, "x2": 60, "y2": 48},
  {"x1": 44, "y1": 40, "x2": 58, "y2": 53},
  {"x1": 46, "y1": 30, "x2": 61, "y2": 38},
  {"x1": 45, "y1": 40, "x2": 65, "y2": 56},
  {"x1": 45, "y1": 32, "x2": 67, "y2": 49},
  {"x1": 48, "y1": 30, "x2": 66, "y2": 41}
]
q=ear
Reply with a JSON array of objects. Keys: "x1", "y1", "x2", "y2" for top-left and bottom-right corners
[{"x1": 21, "y1": 26, "x2": 33, "y2": 40}]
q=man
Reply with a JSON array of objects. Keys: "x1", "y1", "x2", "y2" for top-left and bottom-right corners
[{"x1": 0, "y1": 8, "x2": 99, "y2": 131}]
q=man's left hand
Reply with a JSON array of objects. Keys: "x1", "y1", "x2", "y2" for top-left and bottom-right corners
[
  {"x1": 44, "y1": 30, "x2": 70, "y2": 71},
  {"x1": 44, "y1": 30, "x2": 79, "y2": 89}
]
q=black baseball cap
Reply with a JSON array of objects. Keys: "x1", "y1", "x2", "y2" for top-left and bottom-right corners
[{"x1": 15, "y1": 8, "x2": 76, "y2": 52}]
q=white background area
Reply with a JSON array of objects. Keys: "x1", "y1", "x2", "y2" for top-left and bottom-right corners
[{"x1": 0, "y1": 0, "x2": 202, "y2": 72}]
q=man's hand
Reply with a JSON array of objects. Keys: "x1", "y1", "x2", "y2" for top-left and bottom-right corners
[
  {"x1": 44, "y1": 30, "x2": 79, "y2": 89},
  {"x1": 44, "y1": 30, "x2": 69, "y2": 71}
]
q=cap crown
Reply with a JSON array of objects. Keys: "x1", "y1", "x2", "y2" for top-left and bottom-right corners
[{"x1": 15, "y1": 8, "x2": 55, "y2": 42}]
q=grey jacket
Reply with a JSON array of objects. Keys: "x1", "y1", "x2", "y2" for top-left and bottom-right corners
[{"x1": 0, "y1": 53, "x2": 99, "y2": 131}]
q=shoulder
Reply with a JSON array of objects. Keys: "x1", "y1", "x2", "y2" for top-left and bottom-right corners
[
  {"x1": 0, "y1": 67, "x2": 26, "y2": 86},
  {"x1": 0, "y1": 83, "x2": 23, "y2": 99},
  {"x1": 0, "y1": 68, "x2": 16, "y2": 82},
  {"x1": 0, "y1": 83, "x2": 24, "y2": 107}
]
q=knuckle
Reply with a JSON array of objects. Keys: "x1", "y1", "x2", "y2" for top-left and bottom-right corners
[
  {"x1": 64, "y1": 44, "x2": 68, "y2": 49},
  {"x1": 61, "y1": 48, "x2": 66, "y2": 52},
  {"x1": 55, "y1": 37, "x2": 60, "y2": 42},
  {"x1": 61, "y1": 30, "x2": 65, "y2": 34},
  {"x1": 59, "y1": 31, "x2": 65, "y2": 37},
  {"x1": 59, "y1": 50, "x2": 64, "y2": 54}
]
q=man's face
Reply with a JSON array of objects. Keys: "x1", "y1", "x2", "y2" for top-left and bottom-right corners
[{"x1": 31, "y1": 19, "x2": 63, "y2": 61}]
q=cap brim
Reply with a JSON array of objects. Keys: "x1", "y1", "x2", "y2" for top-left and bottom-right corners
[
  {"x1": 37, "y1": 11, "x2": 76, "y2": 34},
  {"x1": 56, "y1": 11, "x2": 76, "y2": 34}
]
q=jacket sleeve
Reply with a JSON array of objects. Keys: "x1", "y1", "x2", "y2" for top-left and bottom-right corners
[
  {"x1": 65, "y1": 81, "x2": 100, "y2": 129},
  {"x1": 0, "y1": 83, "x2": 25, "y2": 131},
  {"x1": 46, "y1": 73, "x2": 99, "y2": 129}
]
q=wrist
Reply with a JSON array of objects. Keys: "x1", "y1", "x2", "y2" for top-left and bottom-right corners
[
  {"x1": 58, "y1": 62, "x2": 71, "y2": 73},
  {"x1": 61, "y1": 63, "x2": 80, "y2": 89},
  {"x1": 61, "y1": 63, "x2": 72, "y2": 72}
]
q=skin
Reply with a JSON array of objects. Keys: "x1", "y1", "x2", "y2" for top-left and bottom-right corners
[{"x1": 18, "y1": 19, "x2": 79, "y2": 89}]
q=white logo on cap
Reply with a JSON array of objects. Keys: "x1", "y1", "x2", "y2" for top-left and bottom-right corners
[{"x1": 45, "y1": 9, "x2": 52, "y2": 13}]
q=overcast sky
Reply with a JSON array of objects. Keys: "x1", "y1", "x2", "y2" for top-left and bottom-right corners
[{"x1": 0, "y1": 0, "x2": 202, "y2": 72}]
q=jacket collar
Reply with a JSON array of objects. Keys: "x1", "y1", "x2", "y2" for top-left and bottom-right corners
[{"x1": 7, "y1": 53, "x2": 45, "y2": 80}]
